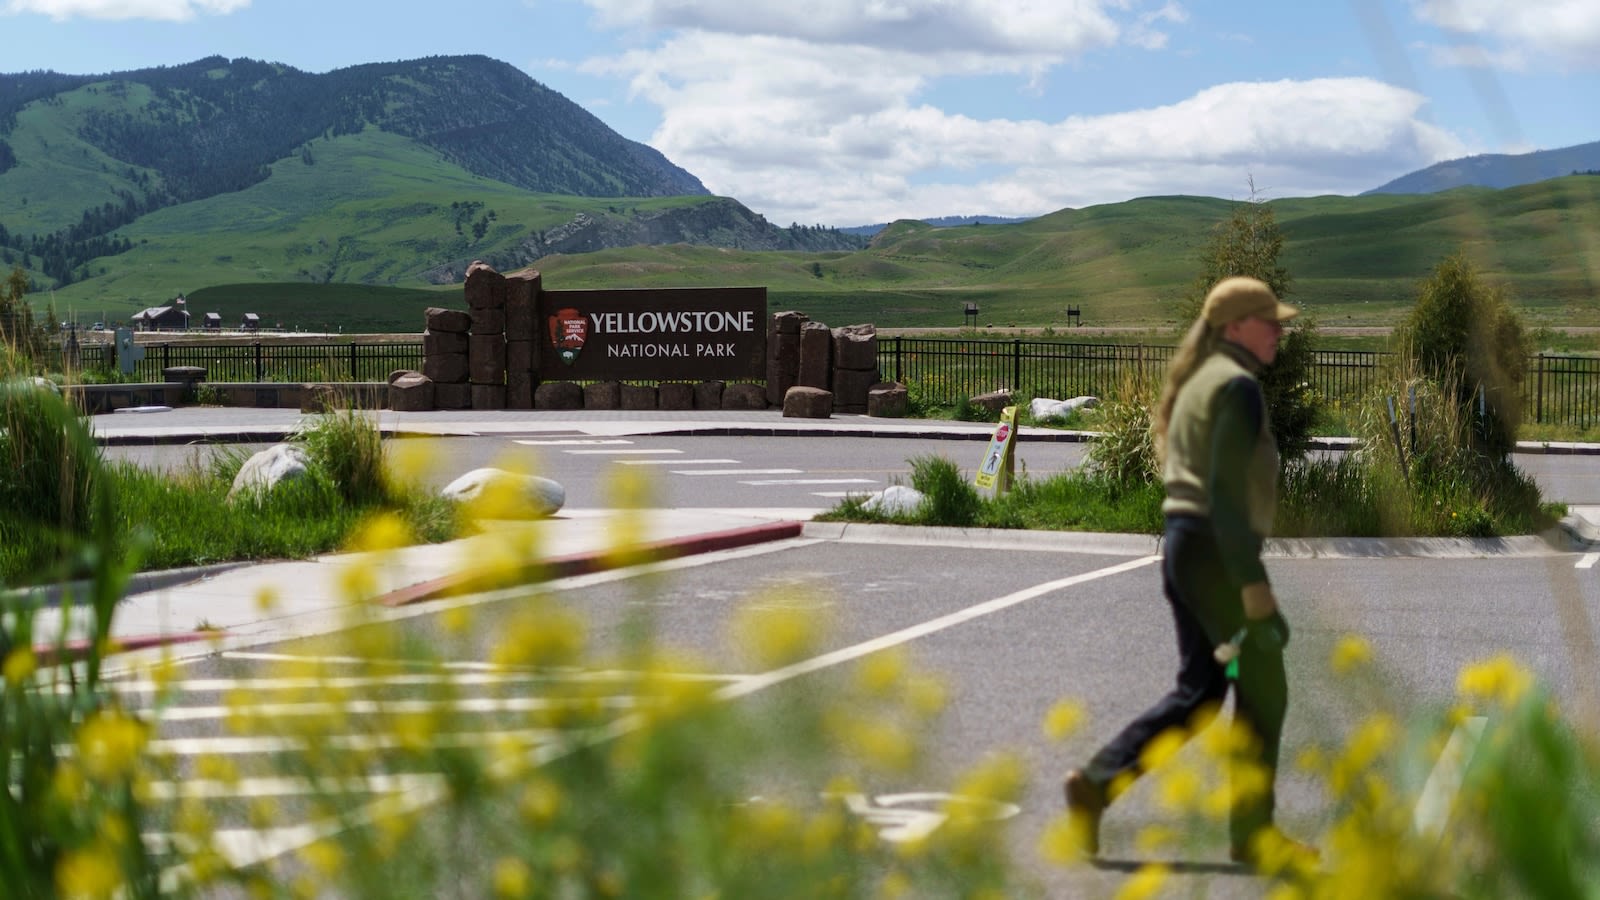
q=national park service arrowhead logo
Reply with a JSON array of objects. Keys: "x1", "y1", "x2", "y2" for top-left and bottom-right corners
[{"x1": 548, "y1": 307, "x2": 588, "y2": 366}]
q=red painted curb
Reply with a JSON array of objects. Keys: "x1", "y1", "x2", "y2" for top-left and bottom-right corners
[
  {"x1": 378, "y1": 520, "x2": 805, "y2": 608},
  {"x1": 34, "y1": 630, "x2": 222, "y2": 666}
]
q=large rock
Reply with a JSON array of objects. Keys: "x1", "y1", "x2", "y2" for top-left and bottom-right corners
[
  {"x1": 536, "y1": 381, "x2": 584, "y2": 410},
  {"x1": 783, "y1": 386, "x2": 832, "y2": 418},
  {"x1": 970, "y1": 389, "x2": 1013, "y2": 415},
  {"x1": 658, "y1": 382, "x2": 694, "y2": 410},
  {"x1": 504, "y1": 269, "x2": 540, "y2": 341},
  {"x1": 867, "y1": 381, "x2": 909, "y2": 418},
  {"x1": 506, "y1": 340, "x2": 534, "y2": 374},
  {"x1": 228, "y1": 444, "x2": 309, "y2": 502},
  {"x1": 423, "y1": 352, "x2": 468, "y2": 384},
  {"x1": 863, "y1": 485, "x2": 925, "y2": 517},
  {"x1": 464, "y1": 261, "x2": 507, "y2": 310},
  {"x1": 621, "y1": 383, "x2": 657, "y2": 410},
  {"x1": 441, "y1": 468, "x2": 565, "y2": 519},
  {"x1": 425, "y1": 307, "x2": 471, "y2": 334},
  {"x1": 831, "y1": 368, "x2": 878, "y2": 413},
  {"x1": 772, "y1": 310, "x2": 808, "y2": 335},
  {"x1": 798, "y1": 322, "x2": 833, "y2": 389},
  {"x1": 424, "y1": 330, "x2": 469, "y2": 356},
  {"x1": 435, "y1": 382, "x2": 471, "y2": 410},
  {"x1": 721, "y1": 382, "x2": 767, "y2": 410},
  {"x1": 832, "y1": 324, "x2": 877, "y2": 371},
  {"x1": 470, "y1": 307, "x2": 505, "y2": 336},
  {"x1": 390, "y1": 373, "x2": 435, "y2": 411},
  {"x1": 694, "y1": 381, "x2": 724, "y2": 410},
  {"x1": 468, "y1": 334, "x2": 506, "y2": 384},
  {"x1": 767, "y1": 330, "x2": 801, "y2": 405},
  {"x1": 506, "y1": 371, "x2": 534, "y2": 410},
  {"x1": 471, "y1": 384, "x2": 506, "y2": 410},
  {"x1": 583, "y1": 381, "x2": 621, "y2": 409},
  {"x1": 1030, "y1": 396, "x2": 1098, "y2": 421}
]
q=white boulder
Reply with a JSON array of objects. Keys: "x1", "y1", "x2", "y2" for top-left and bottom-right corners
[
  {"x1": 228, "y1": 444, "x2": 310, "y2": 502},
  {"x1": 862, "y1": 485, "x2": 926, "y2": 517},
  {"x1": 441, "y1": 468, "x2": 565, "y2": 519},
  {"x1": 1030, "y1": 396, "x2": 1099, "y2": 421}
]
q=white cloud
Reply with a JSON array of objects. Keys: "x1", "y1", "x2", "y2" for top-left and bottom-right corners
[
  {"x1": 583, "y1": 0, "x2": 1121, "y2": 56},
  {"x1": 1411, "y1": 0, "x2": 1600, "y2": 68},
  {"x1": 3, "y1": 0, "x2": 248, "y2": 21}
]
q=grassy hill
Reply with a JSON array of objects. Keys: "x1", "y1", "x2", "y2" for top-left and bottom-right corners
[{"x1": 15, "y1": 156, "x2": 1600, "y2": 334}]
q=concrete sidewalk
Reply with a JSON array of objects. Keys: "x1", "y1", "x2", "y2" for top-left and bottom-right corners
[{"x1": 22, "y1": 507, "x2": 812, "y2": 661}]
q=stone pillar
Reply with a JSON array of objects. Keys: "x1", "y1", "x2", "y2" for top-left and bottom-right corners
[
  {"x1": 831, "y1": 324, "x2": 878, "y2": 414},
  {"x1": 766, "y1": 311, "x2": 807, "y2": 406},
  {"x1": 798, "y1": 321, "x2": 832, "y2": 390},
  {"x1": 504, "y1": 268, "x2": 541, "y2": 410},
  {"x1": 465, "y1": 261, "x2": 507, "y2": 410},
  {"x1": 423, "y1": 307, "x2": 471, "y2": 410}
]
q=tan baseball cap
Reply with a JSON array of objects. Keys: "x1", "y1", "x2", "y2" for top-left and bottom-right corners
[{"x1": 1201, "y1": 276, "x2": 1298, "y2": 326}]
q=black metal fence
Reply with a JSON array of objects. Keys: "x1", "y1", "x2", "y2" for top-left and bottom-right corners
[
  {"x1": 55, "y1": 341, "x2": 424, "y2": 383},
  {"x1": 883, "y1": 337, "x2": 1600, "y2": 429}
]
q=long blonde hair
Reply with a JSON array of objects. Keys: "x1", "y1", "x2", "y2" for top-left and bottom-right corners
[{"x1": 1152, "y1": 316, "x2": 1223, "y2": 464}]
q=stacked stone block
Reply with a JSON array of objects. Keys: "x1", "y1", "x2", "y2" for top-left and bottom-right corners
[
  {"x1": 423, "y1": 307, "x2": 471, "y2": 410},
  {"x1": 464, "y1": 262, "x2": 507, "y2": 410},
  {"x1": 831, "y1": 324, "x2": 879, "y2": 414},
  {"x1": 798, "y1": 321, "x2": 832, "y2": 390},
  {"x1": 504, "y1": 268, "x2": 540, "y2": 410},
  {"x1": 766, "y1": 311, "x2": 807, "y2": 406}
]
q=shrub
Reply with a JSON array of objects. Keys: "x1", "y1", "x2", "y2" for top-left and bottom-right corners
[
  {"x1": 0, "y1": 375, "x2": 102, "y2": 580},
  {"x1": 1393, "y1": 253, "x2": 1530, "y2": 457},
  {"x1": 1083, "y1": 375, "x2": 1158, "y2": 487},
  {"x1": 294, "y1": 407, "x2": 389, "y2": 506},
  {"x1": 908, "y1": 454, "x2": 981, "y2": 527}
]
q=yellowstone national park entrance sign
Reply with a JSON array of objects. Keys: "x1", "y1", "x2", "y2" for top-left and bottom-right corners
[{"x1": 538, "y1": 287, "x2": 767, "y2": 382}]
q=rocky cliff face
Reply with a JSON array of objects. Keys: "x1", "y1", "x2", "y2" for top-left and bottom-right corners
[{"x1": 419, "y1": 197, "x2": 867, "y2": 283}]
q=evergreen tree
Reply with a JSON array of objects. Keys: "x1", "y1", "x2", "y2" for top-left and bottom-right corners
[{"x1": 1182, "y1": 180, "x2": 1320, "y2": 460}]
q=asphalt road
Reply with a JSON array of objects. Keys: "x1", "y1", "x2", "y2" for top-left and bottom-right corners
[
  {"x1": 104, "y1": 432, "x2": 1600, "y2": 510},
  {"x1": 119, "y1": 526, "x2": 1600, "y2": 897}
]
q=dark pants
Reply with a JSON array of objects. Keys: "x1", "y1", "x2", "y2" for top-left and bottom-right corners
[{"x1": 1082, "y1": 515, "x2": 1287, "y2": 848}]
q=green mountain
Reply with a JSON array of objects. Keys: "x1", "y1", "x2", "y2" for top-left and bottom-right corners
[
  {"x1": 0, "y1": 54, "x2": 864, "y2": 310},
  {"x1": 1366, "y1": 140, "x2": 1600, "y2": 194}
]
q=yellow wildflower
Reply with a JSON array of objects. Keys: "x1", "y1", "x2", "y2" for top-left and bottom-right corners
[
  {"x1": 857, "y1": 647, "x2": 907, "y2": 695},
  {"x1": 3, "y1": 647, "x2": 37, "y2": 685},
  {"x1": 1331, "y1": 634, "x2": 1373, "y2": 675},
  {"x1": 1041, "y1": 699, "x2": 1086, "y2": 742},
  {"x1": 493, "y1": 857, "x2": 532, "y2": 898},
  {"x1": 731, "y1": 598, "x2": 829, "y2": 667},
  {"x1": 351, "y1": 511, "x2": 411, "y2": 553},
  {"x1": 1155, "y1": 765, "x2": 1202, "y2": 814},
  {"x1": 299, "y1": 840, "x2": 343, "y2": 876},
  {"x1": 1113, "y1": 863, "x2": 1170, "y2": 900},
  {"x1": 56, "y1": 843, "x2": 123, "y2": 899},
  {"x1": 1137, "y1": 726, "x2": 1189, "y2": 771},
  {"x1": 76, "y1": 709, "x2": 149, "y2": 782},
  {"x1": 1456, "y1": 653, "x2": 1533, "y2": 709}
]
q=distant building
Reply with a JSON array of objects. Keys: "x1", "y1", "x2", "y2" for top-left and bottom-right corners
[
  {"x1": 131, "y1": 305, "x2": 191, "y2": 331},
  {"x1": 241, "y1": 313, "x2": 261, "y2": 331},
  {"x1": 203, "y1": 312, "x2": 222, "y2": 330}
]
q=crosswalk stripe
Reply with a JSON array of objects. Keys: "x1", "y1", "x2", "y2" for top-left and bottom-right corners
[
  {"x1": 619, "y1": 458, "x2": 739, "y2": 465},
  {"x1": 514, "y1": 439, "x2": 633, "y2": 446},
  {"x1": 674, "y1": 469, "x2": 803, "y2": 476},
  {"x1": 562, "y1": 448, "x2": 682, "y2": 455},
  {"x1": 153, "y1": 695, "x2": 636, "y2": 723},
  {"x1": 740, "y1": 478, "x2": 877, "y2": 486}
]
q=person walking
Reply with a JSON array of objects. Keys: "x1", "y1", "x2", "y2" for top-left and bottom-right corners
[{"x1": 1061, "y1": 276, "x2": 1316, "y2": 871}]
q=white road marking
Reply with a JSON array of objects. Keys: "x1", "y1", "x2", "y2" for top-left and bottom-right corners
[
  {"x1": 1577, "y1": 552, "x2": 1599, "y2": 569},
  {"x1": 161, "y1": 552, "x2": 1156, "y2": 884},
  {"x1": 562, "y1": 448, "x2": 682, "y2": 455},
  {"x1": 618, "y1": 458, "x2": 739, "y2": 465},
  {"x1": 717, "y1": 554, "x2": 1162, "y2": 700},
  {"x1": 674, "y1": 469, "x2": 804, "y2": 476},
  {"x1": 740, "y1": 478, "x2": 878, "y2": 486},
  {"x1": 147, "y1": 773, "x2": 446, "y2": 800},
  {"x1": 144, "y1": 728, "x2": 561, "y2": 757},
  {"x1": 812, "y1": 491, "x2": 873, "y2": 498},
  {"x1": 1412, "y1": 716, "x2": 1487, "y2": 839},
  {"x1": 514, "y1": 439, "x2": 633, "y2": 446},
  {"x1": 153, "y1": 695, "x2": 636, "y2": 723}
]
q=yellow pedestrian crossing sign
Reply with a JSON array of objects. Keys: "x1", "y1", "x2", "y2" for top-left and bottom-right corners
[{"x1": 974, "y1": 405, "x2": 1017, "y2": 493}]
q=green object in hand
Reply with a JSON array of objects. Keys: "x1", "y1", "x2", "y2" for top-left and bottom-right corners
[{"x1": 1226, "y1": 658, "x2": 1239, "y2": 680}]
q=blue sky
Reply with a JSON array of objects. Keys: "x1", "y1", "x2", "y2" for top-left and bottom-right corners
[{"x1": 3, "y1": 0, "x2": 1596, "y2": 227}]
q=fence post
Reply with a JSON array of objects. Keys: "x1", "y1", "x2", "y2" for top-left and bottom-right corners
[
  {"x1": 892, "y1": 336, "x2": 902, "y2": 383},
  {"x1": 350, "y1": 342, "x2": 358, "y2": 381},
  {"x1": 1536, "y1": 353, "x2": 1545, "y2": 425},
  {"x1": 254, "y1": 342, "x2": 263, "y2": 382},
  {"x1": 162, "y1": 344, "x2": 171, "y2": 371},
  {"x1": 1012, "y1": 339, "x2": 1021, "y2": 391}
]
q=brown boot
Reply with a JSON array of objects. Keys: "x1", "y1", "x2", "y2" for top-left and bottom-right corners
[
  {"x1": 1061, "y1": 769, "x2": 1106, "y2": 858},
  {"x1": 1230, "y1": 826, "x2": 1319, "y2": 876}
]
